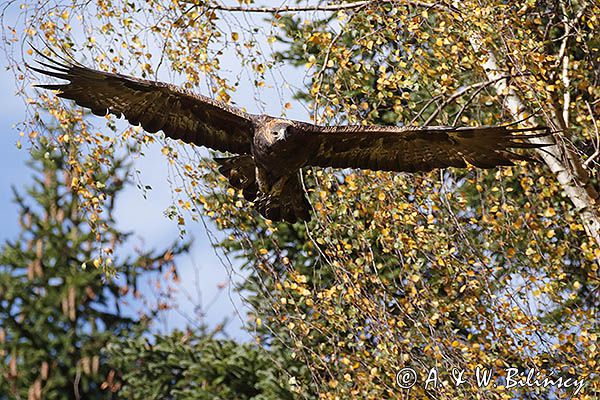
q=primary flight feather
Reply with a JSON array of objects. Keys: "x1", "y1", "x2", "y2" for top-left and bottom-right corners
[{"x1": 29, "y1": 53, "x2": 551, "y2": 222}]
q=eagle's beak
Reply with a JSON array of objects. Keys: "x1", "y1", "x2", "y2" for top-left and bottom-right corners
[{"x1": 278, "y1": 127, "x2": 288, "y2": 141}]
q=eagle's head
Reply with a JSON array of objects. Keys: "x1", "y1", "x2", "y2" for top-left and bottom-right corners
[{"x1": 263, "y1": 119, "x2": 293, "y2": 145}]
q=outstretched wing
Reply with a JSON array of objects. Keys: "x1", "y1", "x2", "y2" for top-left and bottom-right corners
[
  {"x1": 28, "y1": 52, "x2": 256, "y2": 154},
  {"x1": 293, "y1": 124, "x2": 551, "y2": 172}
]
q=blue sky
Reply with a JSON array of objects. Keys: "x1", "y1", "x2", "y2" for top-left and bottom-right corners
[
  {"x1": 0, "y1": 57, "x2": 254, "y2": 338},
  {"x1": 0, "y1": 3, "x2": 311, "y2": 340}
]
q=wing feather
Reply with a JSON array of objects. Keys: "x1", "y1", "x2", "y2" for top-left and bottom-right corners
[
  {"x1": 292, "y1": 124, "x2": 551, "y2": 172},
  {"x1": 29, "y1": 55, "x2": 256, "y2": 154}
]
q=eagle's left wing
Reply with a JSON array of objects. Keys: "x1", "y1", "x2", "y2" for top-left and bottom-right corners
[
  {"x1": 293, "y1": 124, "x2": 551, "y2": 172},
  {"x1": 28, "y1": 52, "x2": 256, "y2": 154}
]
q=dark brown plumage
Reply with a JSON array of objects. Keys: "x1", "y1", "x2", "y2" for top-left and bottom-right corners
[{"x1": 29, "y1": 51, "x2": 552, "y2": 222}]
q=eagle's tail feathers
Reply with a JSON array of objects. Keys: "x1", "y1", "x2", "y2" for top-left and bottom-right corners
[{"x1": 256, "y1": 174, "x2": 310, "y2": 223}]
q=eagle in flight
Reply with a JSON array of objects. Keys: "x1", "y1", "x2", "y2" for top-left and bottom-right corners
[{"x1": 29, "y1": 52, "x2": 550, "y2": 222}]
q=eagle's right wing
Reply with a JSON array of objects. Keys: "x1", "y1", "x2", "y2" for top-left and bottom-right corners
[
  {"x1": 294, "y1": 123, "x2": 551, "y2": 172},
  {"x1": 29, "y1": 52, "x2": 256, "y2": 154}
]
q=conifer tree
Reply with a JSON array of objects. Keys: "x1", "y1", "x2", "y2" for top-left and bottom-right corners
[
  {"x1": 106, "y1": 330, "x2": 303, "y2": 399},
  {"x1": 0, "y1": 137, "x2": 188, "y2": 399}
]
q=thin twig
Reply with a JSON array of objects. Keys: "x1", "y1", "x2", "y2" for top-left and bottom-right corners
[
  {"x1": 583, "y1": 101, "x2": 600, "y2": 170},
  {"x1": 409, "y1": 93, "x2": 443, "y2": 125},
  {"x1": 74, "y1": 369, "x2": 81, "y2": 400},
  {"x1": 423, "y1": 75, "x2": 516, "y2": 126},
  {"x1": 451, "y1": 75, "x2": 524, "y2": 126},
  {"x1": 313, "y1": 30, "x2": 343, "y2": 113}
]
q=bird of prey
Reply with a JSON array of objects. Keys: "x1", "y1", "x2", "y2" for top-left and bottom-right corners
[{"x1": 29, "y1": 52, "x2": 550, "y2": 222}]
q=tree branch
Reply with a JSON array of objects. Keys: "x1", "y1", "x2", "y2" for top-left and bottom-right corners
[
  {"x1": 559, "y1": 0, "x2": 571, "y2": 129},
  {"x1": 187, "y1": 0, "x2": 458, "y2": 13},
  {"x1": 203, "y1": 0, "x2": 371, "y2": 12}
]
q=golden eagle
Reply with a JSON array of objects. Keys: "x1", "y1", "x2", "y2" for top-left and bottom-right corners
[{"x1": 29, "y1": 53, "x2": 550, "y2": 222}]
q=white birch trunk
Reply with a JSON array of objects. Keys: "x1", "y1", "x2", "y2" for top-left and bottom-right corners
[{"x1": 470, "y1": 38, "x2": 600, "y2": 252}]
